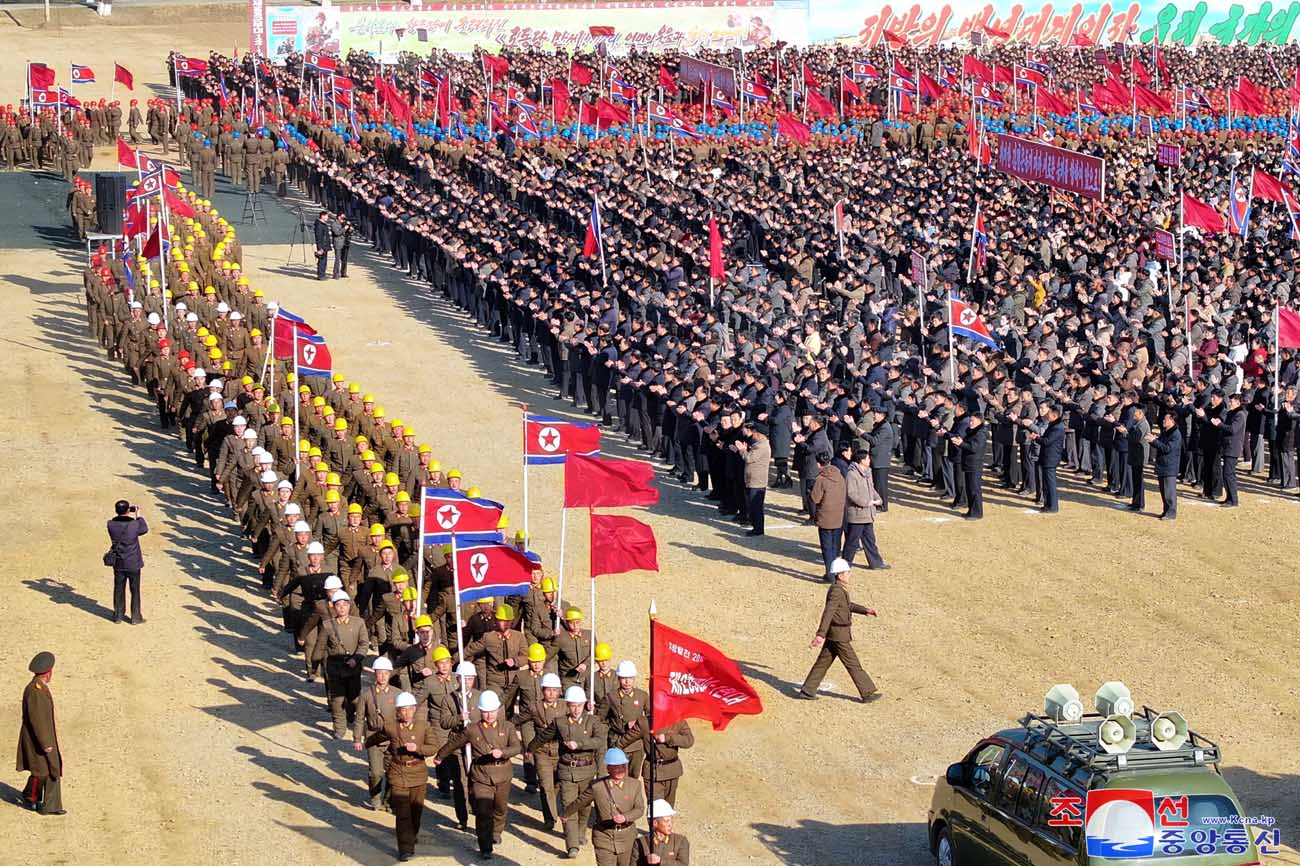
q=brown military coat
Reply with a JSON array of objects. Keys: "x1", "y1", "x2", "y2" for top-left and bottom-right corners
[
  {"x1": 365, "y1": 719, "x2": 438, "y2": 787},
  {"x1": 16, "y1": 678, "x2": 60, "y2": 779}
]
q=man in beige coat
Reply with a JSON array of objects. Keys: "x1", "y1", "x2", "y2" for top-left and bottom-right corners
[
  {"x1": 842, "y1": 449, "x2": 888, "y2": 569},
  {"x1": 738, "y1": 423, "x2": 771, "y2": 536}
]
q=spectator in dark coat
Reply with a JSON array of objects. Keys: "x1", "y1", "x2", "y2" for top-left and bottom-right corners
[
  {"x1": 867, "y1": 407, "x2": 895, "y2": 511},
  {"x1": 106, "y1": 499, "x2": 149, "y2": 624},
  {"x1": 1152, "y1": 411, "x2": 1184, "y2": 520}
]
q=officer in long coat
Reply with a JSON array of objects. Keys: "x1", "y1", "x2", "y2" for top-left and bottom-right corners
[{"x1": 16, "y1": 652, "x2": 63, "y2": 815}]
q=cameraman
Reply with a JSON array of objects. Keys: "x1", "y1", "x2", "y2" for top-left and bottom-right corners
[{"x1": 106, "y1": 500, "x2": 149, "y2": 624}]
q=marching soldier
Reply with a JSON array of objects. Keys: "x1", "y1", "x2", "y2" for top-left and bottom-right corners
[
  {"x1": 463, "y1": 603, "x2": 528, "y2": 715},
  {"x1": 529, "y1": 685, "x2": 607, "y2": 858},
  {"x1": 590, "y1": 643, "x2": 618, "y2": 713},
  {"x1": 562, "y1": 747, "x2": 646, "y2": 866},
  {"x1": 646, "y1": 720, "x2": 693, "y2": 807},
  {"x1": 320, "y1": 591, "x2": 371, "y2": 739},
  {"x1": 434, "y1": 690, "x2": 523, "y2": 860},
  {"x1": 604, "y1": 661, "x2": 650, "y2": 779},
  {"x1": 524, "y1": 670, "x2": 564, "y2": 829},
  {"x1": 363, "y1": 691, "x2": 438, "y2": 862},
  {"x1": 635, "y1": 800, "x2": 691, "y2": 865},
  {"x1": 555, "y1": 607, "x2": 593, "y2": 690}
]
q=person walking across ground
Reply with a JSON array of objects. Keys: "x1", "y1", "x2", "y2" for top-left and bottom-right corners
[
  {"x1": 105, "y1": 499, "x2": 148, "y2": 624},
  {"x1": 16, "y1": 652, "x2": 63, "y2": 815},
  {"x1": 795, "y1": 558, "x2": 881, "y2": 703},
  {"x1": 363, "y1": 690, "x2": 438, "y2": 861}
]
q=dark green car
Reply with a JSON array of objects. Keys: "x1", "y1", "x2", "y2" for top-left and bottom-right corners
[{"x1": 929, "y1": 710, "x2": 1261, "y2": 866}]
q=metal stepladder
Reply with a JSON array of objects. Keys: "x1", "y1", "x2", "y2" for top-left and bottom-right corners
[{"x1": 241, "y1": 191, "x2": 266, "y2": 226}]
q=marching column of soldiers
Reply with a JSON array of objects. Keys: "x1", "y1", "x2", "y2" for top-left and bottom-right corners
[{"x1": 79, "y1": 188, "x2": 691, "y2": 865}]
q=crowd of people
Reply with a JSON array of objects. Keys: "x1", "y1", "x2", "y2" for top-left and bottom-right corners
[{"x1": 34, "y1": 35, "x2": 1300, "y2": 863}]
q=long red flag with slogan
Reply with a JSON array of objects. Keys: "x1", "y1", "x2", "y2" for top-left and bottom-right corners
[{"x1": 651, "y1": 619, "x2": 763, "y2": 732}]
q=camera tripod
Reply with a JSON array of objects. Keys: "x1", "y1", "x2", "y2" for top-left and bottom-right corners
[{"x1": 287, "y1": 205, "x2": 311, "y2": 265}]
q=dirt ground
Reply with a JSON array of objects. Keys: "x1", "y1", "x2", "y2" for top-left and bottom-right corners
[{"x1": 1, "y1": 13, "x2": 1298, "y2": 866}]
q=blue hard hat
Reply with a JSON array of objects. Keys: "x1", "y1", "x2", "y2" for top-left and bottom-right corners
[
  {"x1": 203, "y1": 138, "x2": 211, "y2": 146},
  {"x1": 604, "y1": 748, "x2": 628, "y2": 766},
  {"x1": 232, "y1": 131, "x2": 241, "y2": 138},
  {"x1": 224, "y1": 400, "x2": 237, "y2": 409}
]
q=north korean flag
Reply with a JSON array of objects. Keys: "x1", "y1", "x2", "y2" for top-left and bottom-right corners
[
  {"x1": 137, "y1": 153, "x2": 181, "y2": 186},
  {"x1": 610, "y1": 78, "x2": 638, "y2": 105},
  {"x1": 296, "y1": 333, "x2": 332, "y2": 376},
  {"x1": 272, "y1": 307, "x2": 318, "y2": 360},
  {"x1": 31, "y1": 89, "x2": 58, "y2": 107},
  {"x1": 851, "y1": 61, "x2": 880, "y2": 82},
  {"x1": 524, "y1": 415, "x2": 602, "y2": 465},
  {"x1": 422, "y1": 489, "x2": 505, "y2": 542},
  {"x1": 304, "y1": 50, "x2": 337, "y2": 74},
  {"x1": 453, "y1": 542, "x2": 532, "y2": 603},
  {"x1": 949, "y1": 294, "x2": 1000, "y2": 350},
  {"x1": 70, "y1": 64, "x2": 96, "y2": 84},
  {"x1": 174, "y1": 56, "x2": 208, "y2": 78}
]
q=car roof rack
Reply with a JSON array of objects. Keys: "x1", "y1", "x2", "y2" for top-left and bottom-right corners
[{"x1": 1018, "y1": 706, "x2": 1221, "y2": 777}]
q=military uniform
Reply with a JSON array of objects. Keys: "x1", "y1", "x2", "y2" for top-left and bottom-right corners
[
  {"x1": 464, "y1": 627, "x2": 528, "y2": 714},
  {"x1": 634, "y1": 831, "x2": 691, "y2": 865},
  {"x1": 530, "y1": 711, "x2": 607, "y2": 853},
  {"x1": 435, "y1": 717, "x2": 523, "y2": 857},
  {"x1": 353, "y1": 680, "x2": 399, "y2": 808},
  {"x1": 563, "y1": 773, "x2": 646, "y2": 866},
  {"x1": 799, "y1": 581, "x2": 878, "y2": 701},
  {"x1": 555, "y1": 626, "x2": 593, "y2": 689},
  {"x1": 604, "y1": 687, "x2": 651, "y2": 778},
  {"x1": 16, "y1": 672, "x2": 62, "y2": 814},
  {"x1": 646, "y1": 721, "x2": 693, "y2": 806},
  {"x1": 524, "y1": 693, "x2": 564, "y2": 827},
  {"x1": 321, "y1": 613, "x2": 371, "y2": 738},
  {"x1": 364, "y1": 719, "x2": 439, "y2": 859}
]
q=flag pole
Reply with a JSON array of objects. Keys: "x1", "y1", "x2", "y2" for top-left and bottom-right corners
[
  {"x1": 261, "y1": 307, "x2": 277, "y2": 387},
  {"x1": 522, "y1": 407, "x2": 530, "y2": 539},
  {"x1": 947, "y1": 295, "x2": 956, "y2": 386},
  {"x1": 451, "y1": 531, "x2": 473, "y2": 777},
  {"x1": 557, "y1": 507, "x2": 567, "y2": 612},
  {"x1": 646, "y1": 598, "x2": 657, "y2": 835},
  {"x1": 158, "y1": 189, "x2": 170, "y2": 332},
  {"x1": 416, "y1": 486, "x2": 427, "y2": 608},
  {"x1": 111, "y1": 59, "x2": 117, "y2": 103},
  {"x1": 292, "y1": 326, "x2": 300, "y2": 453},
  {"x1": 588, "y1": 506, "x2": 596, "y2": 708},
  {"x1": 1274, "y1": 304, "x2": 1281, "y2": 412}
]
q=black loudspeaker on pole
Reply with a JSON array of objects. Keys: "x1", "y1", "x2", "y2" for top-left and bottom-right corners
[{"x1": 94, "y1": 172, "x2": 131, "y2": 235}]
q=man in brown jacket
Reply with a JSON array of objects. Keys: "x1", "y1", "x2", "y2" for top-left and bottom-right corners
[
  {"x1": 739, "y1": 423, "x2": 772, "y2": 536},
  {"x1": 563, "y1": 747, "x2": 646, "y2": 866},
  {"x1": 364, "y1": 691, "x2": 439, "y2": 861},
  {"x1": 645, "y1": 720, "x2": 693, "y2": 807},
  {"x1": 434, "y1": 690, "x2": 523, "y2": 859},
  {"x1": 463, "y1": 603, "x2": 529, "y2": 714},
  {"x1": 322, "y1": 592, "x2": 371, "y2": 739},
  {"x1": 16, "y1": 652, "x2": 63, "y2": 815},
  {"x1": 809, "y1": 452, "x2": 847, "y2": 580},
  {"x1": 796, "y1": 558, "x2": 881, "y2": 703},
  {"x1": 353, "y1": 656, "x2": 399, "y2": 810}
]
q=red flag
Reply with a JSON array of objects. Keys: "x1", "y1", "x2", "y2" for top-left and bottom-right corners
[
  {"x1": 776, "y1": 112, "x2": 812, "y2": 144},
  {"x1": 802, "y1": 65, "x2": 820, "y2": 89},
  {"x1": 708, "y1": 216, "x2": 725, "y2": 281},
  {"x1": 590, "y1": 514, "x2": 658, "y2": 577},
  {"x1": 658, "y1": 64, "x2": 678, "y2": 96},
  {"x1": 805, "y1": 88, "x2": 836, "y2": 119},
  {"x1": 982, "y1": 22, "x2": 1011, "y2": 39},
  {"x1": 963, "y1": 56, "x2": 993, "y2": 83},
  {"x1": 481, "y1": 52, "x2": 508, "y2": 83},
  {"x1": 29, "y1": 63, "x2": 55, "y2": 89},
  {"x1": 1252, "y1": 168, "x2": 1290, "y2": 203},
  {"x1": 1133, "y1": 83, "x2": 1172, "y2": 114},
  {"x1": 1230, "y1": 85, "x2": 1268, "y2": 115},
  {"x1": 651, "y1": 620, "x2": 763, "y2": 732},
  {"x1": 564, "y1": 455, "x2": 658, "y2": 508},
  {"x1": 993, "y1": 64, "x2": 1015, "y2": 86},
  {"x1": 589, "y1": 25, "x2": 615, "y2": 37},
  {"x1": 164, "y1": 188, "x2": 195, "y2": 219},
  {"x1": 569, "y1": 61, "x2": 593, "y2": 86},
  {"x1": 883, "y1": 29, "x2": 908, "y2": 48},
  {"x1": 1132, "y1": 59, "x2": 1152, "y2": 85},
  {"x1": 1237, "y1": 76, "x2": 1265, "y2": 102},
  {"x1": 1182, "y1": 192, "x2": 1226, "y2": 234},
  {"x1": 1280, "y1": 308, "x2": 1300, "y2": 349},
  {"x1": 548, "y1": 78, "x2": 571, "y2": 120},
  {"x1": 841, "y1": 74, "x2": 862, "y2": 101},
  {"x1": 1071, "y1": 33, "x2": 1095, "y2": 46},
  {"x1": 1036, "y1": 88, "x2": 1074, "y2": 115},
  {"x1": 595, "y1": 97, "x2": 629, "y2": 128},
  {"x1": 918, "y1": 72, "x2": 945, "y2": 101},
  {"x1": 117, "y1": 137, "x2": 138, "y2": 169},
  {"x1": 113, "y1": 63, "x2": 134, "y2": 91},
  {"x1": 141, "y1": 226, "x2": 161, "y2": 259}
]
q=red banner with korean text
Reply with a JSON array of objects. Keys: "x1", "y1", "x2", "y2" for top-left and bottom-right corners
[{"x1": 996, "y1": 134, "x2": 1106, "y2": 201}]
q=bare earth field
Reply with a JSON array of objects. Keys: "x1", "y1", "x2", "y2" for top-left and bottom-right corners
[{"x1": 0, "y1": 13, "x2": 1298, "y2": 866}]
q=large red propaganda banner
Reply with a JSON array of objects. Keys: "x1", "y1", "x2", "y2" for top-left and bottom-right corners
[{"x1": 996, "y1": 134, "x2": 1106, "y2": 201}]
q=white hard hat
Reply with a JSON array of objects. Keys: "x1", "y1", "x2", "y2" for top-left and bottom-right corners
[
  {"x1": 565, "y1": 686, "x2": 587, "y2": 704},
  {"x1": 478, "y1": 690, "x2": 502, "y2": 712},
  {"x1": 395, "y1": 691, "x2": 417, "y2": 708},
  {"x1": 455, "y1": 661, "x2": 477, "y2": 677},
  {"x1": 616, "y1": 661, "x2": 637, "y2": 678},
  {"x1": 217, "y1": 301, "x2": 230, "y2": 313},
  {"x1": 259, "y1": 471, "x2": 277, "y2": 483},
  {"x1": 186, "y1": 312, "x2": 199, "y2": 322},
  {"x1": 293, "y1": 520, "x2": 311, "y2": 533},
  {"x1": 329, "y1": 590, "x2": 350, "y2": 604},
  {"x1": 829, "y1": 557, "x2": 851, "y2": 575},
  {"x1": 192, "y1": 367, "x2": 206, "y2": 378},
  {"x1": 651, "y1": 799, "x2": 676, "y2": 819},
  {"x1": 373, "y1": 656, "x2": 393, "y2": 672},
  {"x1": 266, "y1": 300, "x2": 279, "y2": 310},
  {"x1": 230, "y1": 311, "x2": 242, "y2": 321},
  {"x1": 242, "y1": 429, "x2": 257, "y2": 439},
  {"x1": 207, "y1": 393, "x2": 223, "y2": 403},
  {"x1": 280, "y1": 484, "x2": 297, "y2": 494},
  {"x1": 541, "y1": 673, "x2": 562, "y2": 689},
  {"x1": 323, "y1": 576, "x2": 343, "y2": 590},
  {"x1": 209, "y1": 378, "x2": 224, "y2": 390},
  {"x1": 233, "y1": 415, "x2": 247, "y2": 426},
  {"x1": 251, "y1": 446, "x2": 266, "y2": 456},
  {"x1": 147, "y1": 312, "x2": 161, "y2": 325},
  {"x1": 130, "y1": 300, "x2": 143, "y2": 309},
  {"x1": 257, "y1": 453, "x2": 273, "y2": 464},
  {"x1": 306, "y1": 541, "x2": 324, "y2": 555},
  {"x1": 175, "y1": 302, "x2": 188, "y2": 312}
]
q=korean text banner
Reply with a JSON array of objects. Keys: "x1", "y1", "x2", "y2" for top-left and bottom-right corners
[{"x1": 996, "y1": 134, "x2": 1106, "y2": 202}]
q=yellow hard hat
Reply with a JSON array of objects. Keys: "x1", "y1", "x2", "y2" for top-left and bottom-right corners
[
  {"x1": 373, "y1": 407, "x2": 385, "y2": 419},
  {"x1": 369, "y1": 523, "x2": 386, "y2": 536},
  {"x1": 390, "y1": 418, "x2": 403, "y2": 429},
  {"x1": 594, "y1": 643, "x2": 613, "y2": 662},
  {"x1": 527, "y1": 643, "x2": 547, "y2": 663},
  {"x1": 541, "y1": 577, "x2": 556, "y2": 593},
  {"x1": 495, "y1": 604, "x2": 515, "y2": 621},
  {"x1": 312, "y1": 396, "x2": 326, "y2": 408},
  {"x1": 362, "y1": 393, "x2": 375, "y2": 403},
  {"x1": 401, "y1": 587, "x2": 418, "y2": 602},
  {"x1": 280, "y1": 417, "x2": 294, "y2": 426},
  {"x1": 370, "y1": 462, "x2": 385, "y2": 473},
  {"x1": 286, "y1": 373, "x2": 296, "y2": 384},
  {"x1": 466, "y1": 486, "x2": 482, "y2": 499},
  {"x1": 395, "y1": 491, "x2": 411, "y2": 503},
  {"x1": 203, "y1": 335, "x2": 218, "y2": 347},
  {"x1": 418, "y1": 444, "x2": 431, "y2": 455},
  {"x1": 391, "y1": 569, "x2": 409, "y2": 584},
  {"x1": 348, "y1": 383, "x2": 361, "y2": 394},
  {"x1": 221, "y1": 361, "x2": 232, "y2": 371},
  {"x1": 314, "y1": 462, "x2": 329, "y2": 473},
  {"x1": 298, "y1": 440, "x2": 311, "y2": 452},
  {"x1": 414, "y1": 614, "x2": 434, "y2": 629},
  {"x1": 325, "y1": 490, "x2": 341, "y2": 503},
  {"x1": 299, "y1": 385, "x2": 311, "y2": 394},
  {"x1": 479, "y1": 597, "x2": 495, "y2": 605},
  {"x1": 204, "y1": 285, "x2": 216, "y2": 295},
  {"x1": 241, "y1": 375, "x2": 254, "y2": 385},
  {"x1": 331, "y1": 372, "x2": 344, "y2": 383},
  {"x1": 514, "y1": 529, "x2": 528, "y2": 542},
  {"x1": 429, "y1": 460, "x2": 442, "y2": 472},
  {"x1": 441, "y1": 544, "x2": 453, "y2": 555},
  {"x1": 497, "y1": 515, "x2": 509, "y2": 529},
  {"x1": 432, "y1": 646, "x2": 452, "y2": 662},
  {"x1": 326, "y1": 472, "x2": 341, "y2": 486},
  {"x1": 347, "y1": 503, "x2": 364, "y2": 515},
  {"x1": 362, "y1": 450, "x2": 376, "y2": 462},
  {"x1": 333, "y1": 418, "x2": 348, "y2": 431},
  {"x1": 322, "y1": 407, "x2": 334, "y2": 418},
  {"x1": 409, "y1": 504, "x2": 421, "y2": 518},
  {"x1": 402, "y1": 428, "x2": 415, "y2": 438},
  {"x1": 447, "y1": 469, "x2": 462, "y2": 480},
  {"x1": 354, "y1": 435, "x2": 369, "y2": 444},
  {"x1": 209, "y1": 348, "x2": 223, "y2": 360},
  {"x1": 378, "y1": 540, "x2": 395, "y2": 552},
  {"x1": 564, "y1": 607, "x2": 583, "y2": 622},
  {"x1": 384, "y1": 472, "x2": 400, "y2": 486},
  {"x1": 308, "y1": 447, "x2": 322, "y2": 458}
]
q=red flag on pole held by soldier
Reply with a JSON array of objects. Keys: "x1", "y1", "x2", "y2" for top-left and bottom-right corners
[
  {"x1": 564, "y1": 455, "x2": 658, "y2": 508},
  {"x1": 590, "y1": 513, "x2": 658, "y2": 576},
  {"x1": 29, "y1": 63, "x2": 55, "y2": 89},
  {"x1": 776, "y1": 113, "x2": 811, "y2": 144},
  {"x1": 569, "y1": 61, "x2": 593, "y2": 86},
  {"x1": 650, "y1": 619, "x2": 763, "y2": 732},
  {"x1": 708, "y1": 216, "x2": 726, "y2": 281},
  {"x1": 114, "y1": 63, "x2": 134, "y2": 90}
]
